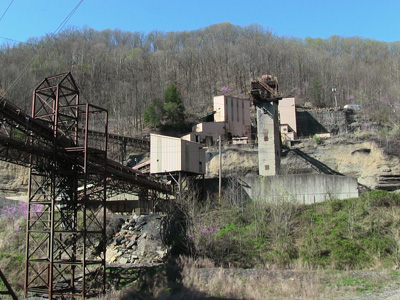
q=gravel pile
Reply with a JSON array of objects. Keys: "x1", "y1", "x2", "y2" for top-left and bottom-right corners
[{"x1": 107, "y1": 214, "x2": 170, "y2": 266}]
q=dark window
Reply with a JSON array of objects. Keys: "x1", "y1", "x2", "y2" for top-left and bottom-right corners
[
  {"x1": 237, "y1": 98, "x2": 239, "y2": 122},
  {"x1": 231, "y1": 98, "x2": 234, "y2": 122}
]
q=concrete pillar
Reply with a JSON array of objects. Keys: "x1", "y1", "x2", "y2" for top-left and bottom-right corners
[{"x1": 256, "y1": 101, "x2": 281, "y2": 176}]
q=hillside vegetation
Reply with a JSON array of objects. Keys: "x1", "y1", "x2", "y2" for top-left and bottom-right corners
[
  {"x1": 91, "y1": 190, "x2": 400, "y2": 299},
  {"x1": 1, "y1": 23, "x2": 400, "y2": 134},
  {"x1": 3, "y1": 190, "x2": 400, "y2": 299},
  {"x1": 2, "y1": 22, "x2": 400, "y2": 299},
  {"x1": 184, "y1": 190, "x2": 400, "y2": 270},
  {"x1": 3, "y1": 190, "x2": 400, "y2": 298}
]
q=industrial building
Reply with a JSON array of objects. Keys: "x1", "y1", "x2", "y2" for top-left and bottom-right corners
[
  {"x1": 150, "y1": 133, "x2": 206, "y2": 175},
  {"x1": 182, "y1": 95, "x2": 252, "y2": 144},
  {"x1": 279, "y1": 97, "x2": 297, "y2": 142},
  {"x1": 182, "y1": 94, "x2": 300, "y2": 146}
]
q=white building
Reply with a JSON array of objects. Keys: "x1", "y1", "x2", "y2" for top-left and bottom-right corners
[{"x1": 150, "y1": 134, "x2": 206, "y2": 175}]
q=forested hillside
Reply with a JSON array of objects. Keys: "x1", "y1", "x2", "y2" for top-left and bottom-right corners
[{"x1": 1, "y1": 22, "x2": 399, "y2": 134}]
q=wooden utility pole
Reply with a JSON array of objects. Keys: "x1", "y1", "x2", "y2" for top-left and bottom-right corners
[{"x1": 219, "y1": 135, "x2": 222, "y2": 202}]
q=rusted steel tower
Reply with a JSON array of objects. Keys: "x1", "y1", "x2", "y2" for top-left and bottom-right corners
[{"x1": 25, "y1": 73, "x2": 108, "y2": 298}]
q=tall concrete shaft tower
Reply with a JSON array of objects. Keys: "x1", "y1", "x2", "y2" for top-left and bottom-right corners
[{"x1": 249, "y1": 75, "x2": 282, "y2": 176}]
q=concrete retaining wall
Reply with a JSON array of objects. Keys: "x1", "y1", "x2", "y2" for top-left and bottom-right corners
[
  {"x1": 242, "y1": 174, "x2": 359, "y2": 205},
  {"x1": 296, "y1": 109, "x2": 349, "y2": 137}
]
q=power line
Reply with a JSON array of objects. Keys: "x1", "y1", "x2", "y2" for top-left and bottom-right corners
[
  {"x1": 0, "y1": 36, "x2": 22, "y2": 43},
  {"x1": 0, "y1": 36, "x2": 35, "y2": 47},
  {"x1": 0, "y1": 0, "x2": 14, "y2": 24},
  {"x1": 1, "y1": 0, "x2": 84, "y2": 99},
  {"x1": 52, "y1": 0, "x2": 84, "y2": 35}
]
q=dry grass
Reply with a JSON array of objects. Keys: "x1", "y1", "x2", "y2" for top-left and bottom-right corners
[
  {"x1": 96, "y1": 288, "x2": 122, "y2": 299},
  {"x1": 180, "y1": 257, "x2": 324, "y2": 300},
  {"x1": 95, "y1": 256, "x2": 399, "y2": 300},
  {"x1": 176, "y1": 257, "x2": 396, "y2": 300},
  {"x1": 333, "y1": 141, "x2": 391, "y2": 173}
]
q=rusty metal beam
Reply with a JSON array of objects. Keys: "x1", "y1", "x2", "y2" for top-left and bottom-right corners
[{"x1": 0, "y1": 268, "x2": 18, "y2": 300}]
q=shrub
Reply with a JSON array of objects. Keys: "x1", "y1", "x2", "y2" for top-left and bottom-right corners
[
  {"x1": 186, "y1": 189, "x2": 400, "y2": 270},
  {"x1": 313, "y1": 134, "x2": 322, "y2": 145},
  {"x1": 363, "y1": 190, "x2": 400, "y2": 207}
]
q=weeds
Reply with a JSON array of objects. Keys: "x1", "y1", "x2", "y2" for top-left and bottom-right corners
[
  {"x1": 0, "y1": 200, "x2": 27, "y2": 298},
  {"x1": 313, "y1": 134, "x2": 322, "y2": 145},
  {"x1": 186, "y1": 190, "x2": 400, "y2": 271},
  {"x1": 177, "y1": 257, "x2": 393, "y2": 300},
  {"x1": 4, "y1": 190, "x2": 400, "y2": 299},
  {"x1": 98, "y1": 257, "x2": 400, "y2": 299}
]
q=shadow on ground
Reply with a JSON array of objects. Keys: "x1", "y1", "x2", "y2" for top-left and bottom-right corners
[
  {"x1": 291, "y1": 148, "x2": 343, "y2": 175},
  {"x1": 106, "y1": 263, "x2": 241, "y2": 300}
]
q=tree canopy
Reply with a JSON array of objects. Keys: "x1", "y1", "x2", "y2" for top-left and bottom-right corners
[
  {"x1": 144, "y1": 82, "x2": 186, "y2": 131},
  {"x1": 163, "y1": 82, "x2": 185, "y2": 130},
  {"x1": 143, "y1": 98, "x2": 163, "y2": 129},
  {"x1": 1, "y1": 23, "x2": 399, "y2": 134}
]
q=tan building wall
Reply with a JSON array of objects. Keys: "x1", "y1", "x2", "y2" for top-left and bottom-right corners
[
  {"x1": 279, "y1": 97, "x2": 297, "y2": 134},
  {"x1": 181, "y1": 133, "x2": 196, "y2": 142},
  {"x1": 182, "y1": 122, "x2": 225, "y2": 143},
  {"x1": 194, "y1": 122, "x2": 225, "y2": 136},
  {"x1": 150, "y1": 134, "x2": 205, "y2": 174},
  {"x1": 280, "y1": 124, "x2": 296, "y2": 141},
  {"x1": 213, "y1": 95, "x2": 251, "y2": 138},
  {"x1": 213, "y1": 95, "x2": 226, "y2": 122}
]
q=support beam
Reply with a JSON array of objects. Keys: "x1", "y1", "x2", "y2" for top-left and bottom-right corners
[
  {"x1": 25, "y1": 73, "x2": 107, "y2": 299},
  {"x1": 0, "y1": 268, "x2": 18, "y2": 300}
]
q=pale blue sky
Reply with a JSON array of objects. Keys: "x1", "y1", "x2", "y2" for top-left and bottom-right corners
[{"x1": 0, "y1": 0, "x2": 399, "y2": 45}]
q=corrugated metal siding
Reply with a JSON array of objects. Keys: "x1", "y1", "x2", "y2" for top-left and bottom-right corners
[{"x1": 150, "y1": 134, "x2": 205, "y2": 174}]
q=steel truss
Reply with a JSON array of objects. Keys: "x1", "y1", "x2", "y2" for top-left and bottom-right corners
[
  {"x1": 166, "y1": 171, "x2": 204, "y2": 200},
  {"x1": 105, "y1": 187, "x2": 169, "y2": 214},
  {"x1": 25, "y1": 73, "x2": 108, "y2": 299}
]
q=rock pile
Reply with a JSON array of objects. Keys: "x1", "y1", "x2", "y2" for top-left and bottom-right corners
[{"x1": 107, "y1": 214, "x2": 170, "y2": 266}]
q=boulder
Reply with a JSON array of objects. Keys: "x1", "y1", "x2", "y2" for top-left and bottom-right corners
[{"x1": 107, "y1": 214, "x2": 170, "y2": 266}]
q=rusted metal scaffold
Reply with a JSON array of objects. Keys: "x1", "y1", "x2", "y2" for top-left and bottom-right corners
[
  {"x1": 25, "y1": 73, "x2": 108, "y2": 298},
  {"x1": 0, "y1": 72, "x2": 173, "y2": 299}
]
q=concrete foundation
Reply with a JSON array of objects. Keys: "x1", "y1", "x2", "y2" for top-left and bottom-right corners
[{"x1": 242, "y1": 174, "x2": 359, "y2": 205}]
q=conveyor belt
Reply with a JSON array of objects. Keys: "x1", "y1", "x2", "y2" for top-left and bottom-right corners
[{"x1": 0, "y1": 97, "x2": 171, "y2": 194}]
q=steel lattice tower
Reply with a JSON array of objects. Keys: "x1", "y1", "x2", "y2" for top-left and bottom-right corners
[{"x1": 24, "y1": 73, "x2": 108, "y2": 298}]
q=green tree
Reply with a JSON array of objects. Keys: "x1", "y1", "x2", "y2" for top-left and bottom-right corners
[
  {"x1": 144, "y1": 98, "x2": 163, "y2": 128},
  {"x1": 163, "y1": 82, "x2": 185, "y2": 130}
]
